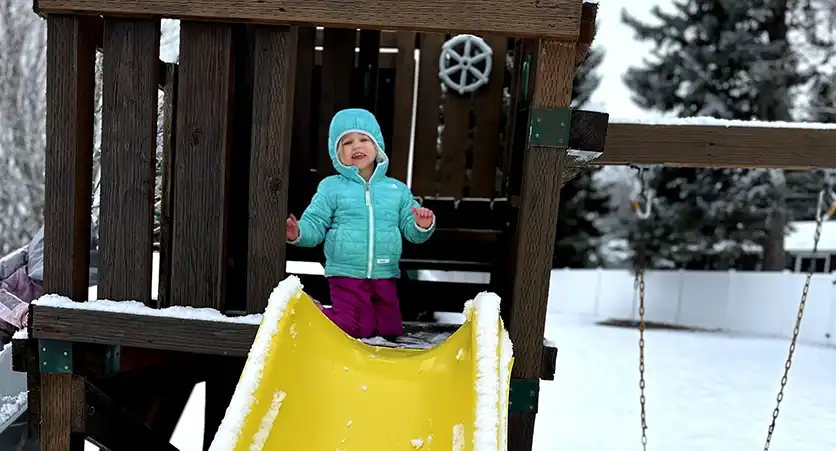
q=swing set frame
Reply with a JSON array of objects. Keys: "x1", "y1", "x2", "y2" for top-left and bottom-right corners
[
  {"x1": 10, "y1": 1, "x2": 836, "y2": 450},
  {"x1": 629, "y1": 166, "x2": 836, "y2": 451}
]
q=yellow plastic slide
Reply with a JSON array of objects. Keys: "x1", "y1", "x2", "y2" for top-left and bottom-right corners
[{"x1": 209, "y1": 275, "x2": 514, "y2": 451}]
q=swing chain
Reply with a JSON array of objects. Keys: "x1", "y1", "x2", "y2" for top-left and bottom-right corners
[
  {"x1": 762, "y1": 186, "x2": 829, "y2": 451},
  {"x1": 631, "y1": 164, "x2": 649, "y2": 451},
  {"x1": 638, "y1": 269, "x2": 648, "y2": 451}
]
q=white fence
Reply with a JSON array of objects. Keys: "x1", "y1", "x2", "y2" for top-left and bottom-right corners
[
  {"x1": 549, "y1": 268, "x2": 836, "y2": 346},
  {"x1": 420, "y1": 268, "x2": 836, "y2": 347}
]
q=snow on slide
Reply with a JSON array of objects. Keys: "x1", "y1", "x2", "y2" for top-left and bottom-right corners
[{"x1": 209, "y1": 275, "x2": 514, "y2": 451}]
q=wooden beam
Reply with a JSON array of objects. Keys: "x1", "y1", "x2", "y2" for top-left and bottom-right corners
[
  {"x1": 597, "y1": 122, "x2": 836, "y2": 168},
  {"x1": 170, "y1": 22, "x2": 235, "y2": 310},
  {"x1": 506, "y1": 40, "x2": 576, "y2": 451},
  {"x1": 41, "y1": 14, "x2": 99, "y2": 450},
  {"x1": 35, "y1": 0, "x2": 582, "y2": 40},
  {"x1": 28, "y1": 304, "x2": 559, "y2": 370},
  {"x1": 98, "y1": 18, "x2": 160, "y2": 305},
  {"x1": 246, "y1": 25, "x2": 298, "y2": 313}
]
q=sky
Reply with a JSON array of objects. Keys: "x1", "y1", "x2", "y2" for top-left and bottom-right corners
[{"x1": 587, "y1": 0, "x2": 675, "y2": 119}]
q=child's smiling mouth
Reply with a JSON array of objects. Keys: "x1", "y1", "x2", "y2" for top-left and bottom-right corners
[{"x1": 351, "y1": 152, "x2": 366, "y2": 160}]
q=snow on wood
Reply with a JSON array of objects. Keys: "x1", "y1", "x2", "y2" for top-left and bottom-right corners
[
  {"x1": 32, "y1": 294, "x2": 263, "y2": 325},
  {"x1": 610, "y1": 115, "x2": 836, "y2": 130},
  {"x1": 12, "y1": 329, "x2": 27, "y2": 340}
]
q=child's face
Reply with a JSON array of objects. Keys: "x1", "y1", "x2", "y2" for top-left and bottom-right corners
[{"x1": 338, "y1": 132, "x2": 377, "y2": 172}]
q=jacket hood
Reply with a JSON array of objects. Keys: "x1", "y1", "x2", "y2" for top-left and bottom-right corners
[{"x1": 328, "y1": 108, "x2": 389, "y2": 182}]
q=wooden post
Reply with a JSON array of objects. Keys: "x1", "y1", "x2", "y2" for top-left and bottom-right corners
[
  {"x1": 505, "y1": 40, "x2": 576, "y2": 451},
  {"x1": 40, "y1": 14, "x2": 98, "y2": 450}
]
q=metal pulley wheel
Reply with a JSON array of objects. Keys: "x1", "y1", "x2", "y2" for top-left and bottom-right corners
[{"x1": 438, "y1": 34, "x2": 493, "y2": 95}]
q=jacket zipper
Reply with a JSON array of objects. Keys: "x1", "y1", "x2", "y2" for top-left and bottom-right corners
[{"x1": 365, "y1": 182, "x2": 374, "y2": 278}]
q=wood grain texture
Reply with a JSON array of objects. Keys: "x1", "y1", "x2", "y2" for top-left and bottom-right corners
[
  {"x1": 170, "y1": 22, "x2": 234, "y2": 309},
  {"x1": 247, "y1": 26, "x2": 298, "y2": 314},
  {"x1": 470, "y1": 36, "x2": 508, "y2": 197},
  {"x1": 597, "y1": 123, "x2": 836, "y2": 168},
  {"x1": 43, "y1": 15, "x2": 97, "y2": 301},
  {"x1": 506, "y1": 40, "x2": 575, "y2": 451},
  {"x1": 98, "y1": 18, "x2": 160, "y2": 304},
  {"x1": 41, "y1": 15, "x2": 98, "y2": 450},
  {"x1": 439, "y1": 79, "x2": 470, "y2": 197},
  {"x1": 31, "y1": 303, "x2": 462, "y2": 356},
  {"x1": 40, "y1": 374, "x2": 84, "y2": 451},
  {"x1": 36, "y1": 0, "x2": 582, "y2": 40}
]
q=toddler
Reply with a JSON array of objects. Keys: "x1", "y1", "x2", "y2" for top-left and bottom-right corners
[{"x1": 286, "y1": 108, "x2": 435, "y2": 339}]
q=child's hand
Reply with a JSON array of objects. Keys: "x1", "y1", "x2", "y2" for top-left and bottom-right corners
[
  {"x1": 412, "y1": 206, "x2": 434, "y2": 229},
  {"x1": 286, "y1": 214, "x2": 300, "y2": 241}
]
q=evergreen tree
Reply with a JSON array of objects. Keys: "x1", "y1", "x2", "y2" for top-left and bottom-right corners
[
  {"x1": 553, "y1": 44, "x2": 610, "y2": 268},
  {"x1": 621, "y1": 0, "x2": 812, "y2": 270}
]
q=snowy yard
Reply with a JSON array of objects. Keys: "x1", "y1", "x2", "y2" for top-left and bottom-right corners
[{"x1": 75, "y1": 312, "x2": 836, "y2": 451}]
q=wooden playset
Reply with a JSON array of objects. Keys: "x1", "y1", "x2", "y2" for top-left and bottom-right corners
[{"x1": 9, "y1": 0, "x2": 836, "y2": 450}]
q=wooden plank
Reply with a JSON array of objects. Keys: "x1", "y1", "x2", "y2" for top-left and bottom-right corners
[
  {"x1": 157, "y1": 63, "x2": 179, "y2": 308},
  {"x1": 36, "y1": 0, "x2": 582, "y2": 40},
  {"x1": 439, "y1": 50, "x2": 470, "y2": 198},
  {"x1": 98, "y1": 18, "x2": 160, "y2": 305},
  {"x1": 31, "y1": 287, "x2": 467, "y2": 355},
  {"x1": 506, "y1": 40, "x2": 576, "y2": 451},
  {"x1": 170, "y1": 22, "x2": 234, "y2": 309},
  {"x1": 246, "y1": 25, "x2": 298, "y2": 314},
  {"x1": 389, "y1": 32, "x2": 417, "y2": 182},
  {"x1": 596, "y1": 122, "x2": 836, "y2": 168},
  {"x1": 411, "y1": 33, "x2": 444, "y2": 195},
  {"x1": 316, "y1": 28, "x2": 355, "y2": 179},
  {"x1": 469, "y1": 35, "x2": 508, "y2": 197},
  {"x1": 42, "y1": 14, "x2": 99, "y2": 450},
  {"x1": 289, "y1": 27, "x2": 317, "y2": 215},
  {"x1": 567, "y1": 109, "x2": 609, "y2": 154}
]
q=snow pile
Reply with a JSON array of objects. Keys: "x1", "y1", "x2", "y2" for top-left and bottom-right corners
[
  {"x1": 0, "y1": 342, "x2": 28, "y2": 430},
  {"x1": 0, "y1": 391, "x2": 27, "y2": 427},
  {"x1": 33, "y1": 295, "x2": 263, "y2": 325},
  {"x1": 12, "y1": 329, "x2": 27, "y2": 340},
  {"x1": 207, "y1": 275, "x2": 302, "y2": 451}
]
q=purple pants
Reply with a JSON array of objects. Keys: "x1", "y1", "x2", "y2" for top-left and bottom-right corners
[{"x1": 323, "y1": 276, "x2": 403, "y2": 339}]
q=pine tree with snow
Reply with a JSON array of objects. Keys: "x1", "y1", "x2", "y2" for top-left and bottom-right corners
[
  {"x1": 552, "y1": 43, "x2": 611, "y2": 268},
  {"x1": 621, "y1": 0, "x2": 814, "y2": 270}
]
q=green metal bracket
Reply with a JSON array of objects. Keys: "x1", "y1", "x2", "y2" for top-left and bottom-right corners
[
  {"x1": 38, "y1": 339, "x2": 73, "y2": 374},
  {"x1": 103, "y1": 345, "x2": 121, "y2": 376},
  {"x1": 529, "y1": 107, "x2": 572, "y2": 148},
  {"x1": 509, "y1": 378, "x2": 540, "y2": 413}
]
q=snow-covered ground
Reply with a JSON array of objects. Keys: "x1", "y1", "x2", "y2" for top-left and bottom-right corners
[{"x1": 75, "y1": 312, "x2": 836, "y2": 451}]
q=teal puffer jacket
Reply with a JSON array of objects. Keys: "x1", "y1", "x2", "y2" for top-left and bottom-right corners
[{"x1": 290, "y1": 108, "x2": 435, "y2": 279}]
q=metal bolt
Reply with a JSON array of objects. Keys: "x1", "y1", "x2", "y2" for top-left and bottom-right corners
[
  {"x1": 530, "y1": 390, "x2": 535, "y2": 397},
  {"x1": 560, "y1": 122, "x2": 565, "y2": 127},
  {"x1": 63, "y1": 351, "x2": 68, "y2": 356},
  {"x1": 535, "y1": 133, "x2": 540, "y2": 139},
  {"x1": 537, "y1": 117, "x2": 542, "y2": 123},
  {"x1": 64, "y1": 366, "x2": 68, "y2": 370},
  {"x1": 558, "y1": 138, "x2": 564, "y2": 144},
  {"x1": 43, "y1": 362, "x2": 46, "y2": 366}
]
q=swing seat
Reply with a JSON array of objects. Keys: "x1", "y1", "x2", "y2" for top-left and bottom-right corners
[{"x1": 209, "y1": 275, "x2": 514, "y2": 451}]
